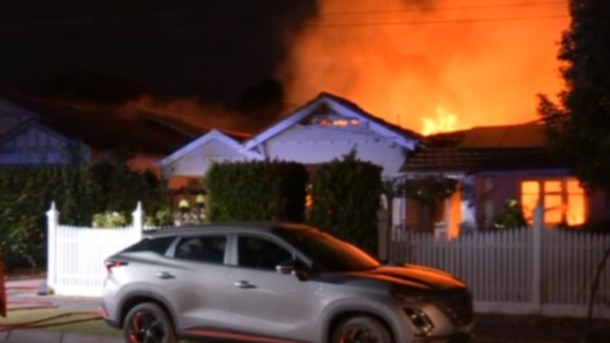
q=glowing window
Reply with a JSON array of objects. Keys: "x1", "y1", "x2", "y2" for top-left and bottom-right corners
[
  {"x1": 519, "y1": 178, "x2": 586, "y2": 226},
  {"x1": 520, "y1": 181, "x2": 539, "y2": 223}
]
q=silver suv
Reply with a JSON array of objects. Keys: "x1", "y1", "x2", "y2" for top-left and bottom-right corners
[{"x1": 101, "y1": 222, "x2": 473, "y2": 343}]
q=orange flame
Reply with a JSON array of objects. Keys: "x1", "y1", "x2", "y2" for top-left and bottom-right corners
[
  {"x1": 421, "y1": 106, "x2": 459, "y2": 136},
  {"x1": 278, "y1": 0, "x2": 569, "y2": 132}
]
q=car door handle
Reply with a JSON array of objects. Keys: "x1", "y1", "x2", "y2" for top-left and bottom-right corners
[
  {"x1": 156, "y1": 271, "x2": 175, "y2": 279},
  {"x1": 233, "y1": 280, "x2": 255, "y2": 289}
]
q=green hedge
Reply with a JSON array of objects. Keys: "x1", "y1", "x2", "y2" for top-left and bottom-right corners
[
  {"x1": 307, "y1": 151, "x2": 383, "y2": 255},
  {"x1": 206, "y1": 160, "x2": 309, "y2": 222},
  {"x1": 0, "y1": 161, "x2": 169, "y2": 271}
]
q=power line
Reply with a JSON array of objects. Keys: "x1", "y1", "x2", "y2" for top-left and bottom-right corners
[
  {"x1": 308, "y1": 14, "x2": 568, "y2": 28},
  {"x1": 0, "y1": 1, "x2": 568, "y2": 31},
  {"x1": 321, "y1": 0, "x2": 566, "y2": 16}
]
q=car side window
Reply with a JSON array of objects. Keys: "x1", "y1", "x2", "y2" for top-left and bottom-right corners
[
  {"x1": 175, "y1": 235, "x2": 227, "y2": 264},
  {"x1": 237, "y1": 236, "x2": 293, "y2": 271},
  {"x1": 123, "y1": 236, "x2": 176, "y2": 255}
]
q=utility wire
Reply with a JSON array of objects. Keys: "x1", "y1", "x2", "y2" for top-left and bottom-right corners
[
  {"x1": 321, "y1": 0, "x2": 566, "y2": 16},
  {"x1": 0, "y1": 0, "x2": 567, "y2": 29},
  {"x1": 309, "y1": 14, "x2": 568, "y2": 28}
]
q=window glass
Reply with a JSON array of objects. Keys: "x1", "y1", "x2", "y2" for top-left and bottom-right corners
[
  {"x1": 175, "y1": 235, "x2": 226, "y2": 264},
  {"x1": 544, "y1": 194, "x2": 563, "y2": 224},
  {"x1": 123, "y1": 236, "x2": 175, "y2": 255},
  {"x1": 567, "y1": 179, "x2": 586, "y2": 225},
  {"x1": 520, "y1": 181, "x2": 540, "y2": 223},
  {"x1": 519, "y1": 177, "x2": 587, "y2": 226},
  {"x1": 238, "y1": 236, "x2": 293, "y2": 271},
  {"x1": 275, "y1": 228, "x2": 380, "y2": 272},
  {"x1": 544, "y1": 181, "x2": 562, "y2": 193}
]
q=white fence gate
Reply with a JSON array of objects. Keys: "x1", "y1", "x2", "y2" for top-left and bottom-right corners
[
  {"x1": 389, "y1": 208, "x2": 610, "y2": 319},
  {"x1": 46, "y1": 202, "x2": 145, "y2": 297}
]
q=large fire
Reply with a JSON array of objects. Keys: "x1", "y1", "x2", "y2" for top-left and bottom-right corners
[
  {"x1": 277, "y1": 0, "x2": 570, "y2": 135},
  {"x1": 422, "y1": 105, "x2": 459, "y2": 136}
]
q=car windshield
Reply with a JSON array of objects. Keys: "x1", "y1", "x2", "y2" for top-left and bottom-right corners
[{"x1": 275, "y1": 227, "x2": 381, "y2": 272}]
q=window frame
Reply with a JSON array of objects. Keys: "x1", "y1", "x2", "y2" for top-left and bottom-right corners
[{"x1": 519, "y1": 177, "x2": 586, "y2": 226}]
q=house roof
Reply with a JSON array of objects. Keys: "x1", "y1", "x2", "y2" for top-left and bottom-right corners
[
  {"x1": 0, "y1": 118, "x2": 76, "y2": 146},
  {"x1": 402, "y1": 122, "x2": 564, "y2": 173},
  {"x1": 243, "y1": 92, "x2": 421, "y2": 152},
  {"x1": 156, "y1": 129, "x2": 261, "y2": 168},
  {"x1": 2, "y1": 94, "x2": 196, "y2": 155},
  {"x1": 134, "y1": 107, "x2": 253, "y2": 143}
]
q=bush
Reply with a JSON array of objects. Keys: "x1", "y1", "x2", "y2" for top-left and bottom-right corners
[
  {"x1": 206, "y1": 160, "x2": 308, "y2": 222},
  {"x1": 307, "y1": 151, "x2": 383, "y2": 256}
]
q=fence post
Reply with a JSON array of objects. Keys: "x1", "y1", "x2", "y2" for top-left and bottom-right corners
[
  {"x1": 0, "y1": 251, "x2": 5, "y2": 317},
  {"x1": 132, "y1": 202, "x2": 144, "y2": 237},
  {"x1": 46, "y1": 202, "x2": 59, "y2": 293},
  {"x1": 531, "y1": 202, "x2": 543, "y2": 313}
]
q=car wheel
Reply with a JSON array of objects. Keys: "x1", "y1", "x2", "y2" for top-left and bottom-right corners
[
  {"x1": 331, "y1": 316, "x2": 392, "y2": 343},
  {"x1": 123, "y1": 302, "x2": 177, "y2": 343}
]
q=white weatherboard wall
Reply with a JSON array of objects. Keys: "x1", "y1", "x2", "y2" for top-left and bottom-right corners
[
  {"x1": 264, "y1": 125, "x2": 406, "y2": 175},
  {"x1": 389, "y1": 207, "x2": 610, "y2": 319},
  {"x1": 46, "y1": 203, "x2": 144, "y2": 297}
]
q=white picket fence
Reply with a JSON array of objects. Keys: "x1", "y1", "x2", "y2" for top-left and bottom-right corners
[
  {"x1": 46, "y1": 203, "x2": 610, "y2": 319},
  {"x1": 389, "y1": 208, "x2": 610, "y2": 319},
  {"x1": 46, "y1": 202, "x2": 146, "y2": 297}
]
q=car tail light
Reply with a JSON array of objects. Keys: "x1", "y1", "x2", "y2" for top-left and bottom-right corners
[{"x1": 105, "y1": 260, "x2": 128, "y2": 274}]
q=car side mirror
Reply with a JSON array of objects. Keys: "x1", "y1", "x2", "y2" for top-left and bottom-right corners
[{"x1": 276, "y1": 260, "x2": 309, "y2": 281}]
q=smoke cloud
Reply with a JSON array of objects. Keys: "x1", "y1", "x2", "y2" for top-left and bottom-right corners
[{"x1": 277, "y1": 0, "x2": 569, "y2": 132}]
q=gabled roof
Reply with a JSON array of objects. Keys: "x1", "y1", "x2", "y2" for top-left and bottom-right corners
[
  {"x1": 0, "y1": 117, "x2": 77, "y2": 146},
  {"x1": 402, "y1": 122, "x2": 564, "y2": 173},
  {"x1": 2, "y1": 94, "x2": 194, "y2": 155},
  {"x1": 156, "y1": 129, "x2": 262, "y2": 168},
  {"x1": 242, "y1": 92, "x2": 421, "y2": 152},
  {"x1": 134, "y1": 107, "x2": 253, "y2": 142}
]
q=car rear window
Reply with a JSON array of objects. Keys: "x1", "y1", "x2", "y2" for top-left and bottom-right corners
[{"x1": 123, "y1": 236, "x2": 176, "y2": 255}]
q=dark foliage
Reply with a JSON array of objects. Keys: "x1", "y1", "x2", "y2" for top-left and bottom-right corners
[
  {"x1": 306, "y1": 151, "x2": 383, "y2": 256},
  {"x1": 538, "y1": 1, "x2": 610, "y2": 192}
]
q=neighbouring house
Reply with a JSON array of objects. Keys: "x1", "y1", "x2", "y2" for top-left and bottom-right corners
[
  {"x1": 157, "y1": 92, "x2": 420, "y2": 179},
  {"x1": 0, "y1": 94, "x2": 198, "y2": 172},
  {"x1": 401, "y1": 122, "x2": 608, "y2": 238},
  {"x1": 156, "y1": 92, "x2": 422, "y2": 229}
]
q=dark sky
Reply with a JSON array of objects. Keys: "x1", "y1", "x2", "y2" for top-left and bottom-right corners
[{"x1": 0, "y1": 0, "x2": 318, "y2": 106}]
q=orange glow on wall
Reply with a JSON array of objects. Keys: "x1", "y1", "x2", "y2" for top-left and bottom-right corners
[
  {"x1": 448, "y1": 190, "x2": 462, "y2": 239},
  {"x1": 278, "y1": 0, "x2": 569, "y2": 133}
]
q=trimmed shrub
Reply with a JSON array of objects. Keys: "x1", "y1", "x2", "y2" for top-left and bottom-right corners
[
  {"x1": 307, "y1": 151, "x2": 383, "y2": 256},
  {"x1": 206, "y1": 160, "x2": 308, "y2": 222}
]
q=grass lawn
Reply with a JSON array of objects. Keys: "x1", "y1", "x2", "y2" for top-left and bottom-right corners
[{"x1": 1, "y1": 307, "x2": 121, "y2": 337}]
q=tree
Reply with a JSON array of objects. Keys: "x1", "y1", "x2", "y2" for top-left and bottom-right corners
[{"x1": 538, "y1": 1, "x2": 610, "y2": 191}]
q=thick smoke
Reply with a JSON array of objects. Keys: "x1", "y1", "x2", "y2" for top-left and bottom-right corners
[{"x1": 277, "y1": 0, "x2": 569, "y2": 132}]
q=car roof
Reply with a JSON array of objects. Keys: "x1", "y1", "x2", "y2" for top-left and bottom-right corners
[{"x1": 142, "y1": 221, "x2": 317, "y2": 239}]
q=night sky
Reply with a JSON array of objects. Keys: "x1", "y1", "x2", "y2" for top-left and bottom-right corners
[{"x1": 0, "y1": 0, "x2": 318, "y2": 106}]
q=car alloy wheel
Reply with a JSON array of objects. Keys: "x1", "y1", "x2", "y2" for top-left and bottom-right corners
[
  {"x1": 332, "y1": 316, "x2": 392, "y2": 343},
  {"x1": 124, "y1": 303, "x2": 177, "y2": 343}
]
